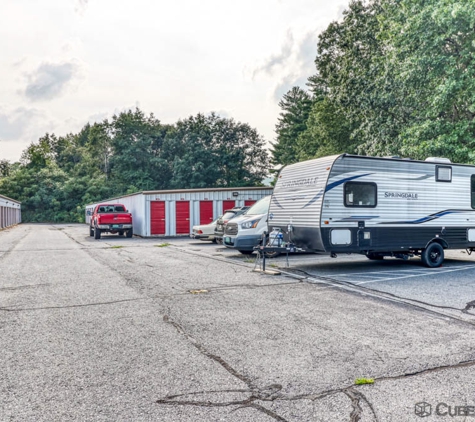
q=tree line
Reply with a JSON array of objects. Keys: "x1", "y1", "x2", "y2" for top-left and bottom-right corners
[
  {"x1": 0, "y1": 110, "x2": 269, "y2": 222},
  {"x1": 2, "y1": 0, "x2": 473, "y2": 222},
  {"x1": 272, "y1": 0, "x2": 475, "y2": 167}
]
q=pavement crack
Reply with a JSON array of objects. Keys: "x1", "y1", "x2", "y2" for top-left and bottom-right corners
[
  {"x1": 344, "y1": 388, "x2": 379, "y2": 422},
  {"x1": 376, "y1": 356, "x2": 475, "y2": 382},
  {"x1": 163, "y1": 313, "x2": 255, "y2": 389},
  {"x1": 345, "y1": 389, "x2": 363, "y2": 422},
  {"x1": 462, "y1": 300, "x2": 475, "y2": 315},
  {"x1": 161, "y1": 314, "x2": 290, "y2": 420}
]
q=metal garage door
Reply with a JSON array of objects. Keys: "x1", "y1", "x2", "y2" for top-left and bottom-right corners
[
  {"x1": 199, "y1": 201, "x2": 213, "y2": 225},
  {"x1": 244, "y1": 200, "x2": 256, "y2": 206},
  {"x1": 150, "y1": 201, "x2": 166, "y2": 235},
  {"x1": 222, "y1": 200, "x2": 235, "y2": 214},
  {"x1": 176, "y1": 201, "x2": 190, "y2": 234}
]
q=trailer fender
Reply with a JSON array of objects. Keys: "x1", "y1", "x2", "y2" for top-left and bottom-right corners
[{"x1": 424, "y1": 237, "x2": 448, "y2": 250}]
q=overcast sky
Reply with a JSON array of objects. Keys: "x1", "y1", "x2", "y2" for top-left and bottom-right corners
[{"x1": 0, "y1": 0, "x2": 349, "y2": 162}]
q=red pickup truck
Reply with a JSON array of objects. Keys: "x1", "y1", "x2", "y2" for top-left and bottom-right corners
[{"x1": 89, "y1": 204, "x2": 133, "y2": 239}]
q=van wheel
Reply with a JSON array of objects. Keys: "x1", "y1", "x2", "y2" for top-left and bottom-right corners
[
  {"x1": 421, "y1": 243, "x2": 444, "y2": 267},
  {"x1": 238, "y1": 250, "x2": 254, "y2": 255},
  {"x1": 264, "y1": 251, "x2": 281, "y2": 258}
]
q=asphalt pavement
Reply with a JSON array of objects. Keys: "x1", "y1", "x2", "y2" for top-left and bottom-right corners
[{"x1": 2, "y1": 224, "x2": 475, "y2": 421}]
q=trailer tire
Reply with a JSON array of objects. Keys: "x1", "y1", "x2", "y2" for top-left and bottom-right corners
[
  {"x1": 94, "y1": 227, "x2": 101, "y2": 239},
  {"x1": 421, "y1": 242, "x2": 444, "y2": 267},
  {"x1": 126, "y1": 228, "x2": 133, "y2": 238}
]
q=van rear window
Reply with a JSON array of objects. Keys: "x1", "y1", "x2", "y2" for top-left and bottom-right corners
[{"x1": 344, "y1": 182, "x2": 377, "y2": 207}]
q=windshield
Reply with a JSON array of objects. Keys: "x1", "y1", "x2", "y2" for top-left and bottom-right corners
[
  {"x1": 221, "y1": 211, "x2": 236, "y2": 221},
  {"x1": 245, "y1": 195, "x2": 271, "y2": 216}
]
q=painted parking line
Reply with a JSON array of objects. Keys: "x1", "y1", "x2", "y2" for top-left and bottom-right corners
[{"x1": 328, "y1": 264, "x2": 475, "y2": 286}]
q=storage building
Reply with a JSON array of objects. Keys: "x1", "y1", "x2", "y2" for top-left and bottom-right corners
[
  {"x1": 86, "y1": 187, "x2": 273, "y2": 237},
  {"x1": 0, "y1": 194, "x2": 21, "y2": 229}
]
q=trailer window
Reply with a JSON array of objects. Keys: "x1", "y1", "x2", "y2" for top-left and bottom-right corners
[
  {"x1": 344, "y1": 182, "x2": 377, "y2": 207},
  {"x1": 471, "y1": 176, "x2": 475, "y2": 209},
  {"x1": 436, "y1": 166, "x2": 452, "y2": 182}
]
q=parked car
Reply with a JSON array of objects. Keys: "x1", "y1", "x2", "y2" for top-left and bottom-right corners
[
  {"x1": 223, "y1": 196, "x2": 279, "y2": 257},
  {"x1": 190, "y1": 218, "x2": 220, "y2": 242},
  {"x1": 90, "y1": 204, "x2": 133, "y2": 239},
  {"x1": 214, "y1": 206, "x2": 249, "y2": 244}
]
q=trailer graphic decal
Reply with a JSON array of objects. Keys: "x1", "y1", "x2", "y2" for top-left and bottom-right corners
[
  {"x1": 302, "y1": 173, "x2": 373, "y2": 208},
  {"x1": 380, "y1": 209, "x2": 472, "y2": 224}
]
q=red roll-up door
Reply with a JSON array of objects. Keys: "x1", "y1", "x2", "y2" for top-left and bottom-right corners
[
  {"x1": 176, "y1": 201, "x2": 190, "y2": 234},
  {"x1": 222, "y1": 200, "x2": 235, "y2": 213},
  {"x1": 200, "y1": 201, "x2": 213, "y2": 225},
  {"x1": 151, "y1": 201, "x2": 166, "y2": 235},
  {"x1": 244, "y1": 200, "x2": 256, "y2": 206}
]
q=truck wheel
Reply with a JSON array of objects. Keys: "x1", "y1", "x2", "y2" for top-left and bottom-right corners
[
  {"x1": 126, "y1": 228, "x2": 133, "y2": 238},
  {"x1": 89, "y1": 226, "x2": 94, "y2": 237},
  {"x1": 238, "y1": 250, "x2": 254, "y2": 255},
  {"x1": 94, "y1": 227, "x2": 101, "y2": 239},
  {"x1": 421, "y1": 243, "x2": 444, "y2": 267}
]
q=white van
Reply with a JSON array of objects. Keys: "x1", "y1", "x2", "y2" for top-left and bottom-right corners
[{"x1": 223, "y1": 195, "x2": 271, "y2": 254}]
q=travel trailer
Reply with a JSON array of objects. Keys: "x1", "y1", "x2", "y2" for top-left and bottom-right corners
[{"x1": 268, "y1": 154, "x2": 475, "y2": 267}]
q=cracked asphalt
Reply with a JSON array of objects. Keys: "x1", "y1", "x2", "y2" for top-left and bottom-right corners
[{"x1": 2, "y1": 224, "x2": 475, "y2": 421}]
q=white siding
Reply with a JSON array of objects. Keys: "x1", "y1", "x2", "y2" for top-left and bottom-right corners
[
  {"x1": 86, "y1": 187, "x2": 273, "y2": 237},
  {"x1": 0, "y1": 195, "x2": 21, "y2": 229},
  {"x1": 269, "y1": 155, "x2": 339, "y2": 229}
]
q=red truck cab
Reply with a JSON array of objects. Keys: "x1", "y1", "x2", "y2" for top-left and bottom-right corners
[{"x1": 90, "y1": 204, "x2": 133, "y2": 239}]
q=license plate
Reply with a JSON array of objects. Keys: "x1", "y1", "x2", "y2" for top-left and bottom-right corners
[{"x1": 112, "y1": 224, "x2": 122, "y2": 228}]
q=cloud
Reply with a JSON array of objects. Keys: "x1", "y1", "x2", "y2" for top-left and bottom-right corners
[
  {"x1": 0, "y1": 107, "x2": 44, "y2": 141},
  {"x1": 75, "y1": 0, "x2": 89, "y2": 15},
  {"x1": 252, "y1": 30, "x2": 295, "y2": 78},
  {"x1": 23, "y1": 61, "x2": 80, "y2": 102},
  {"x1": 252, "y1": 30, "x2": 319, "y2": 101}
]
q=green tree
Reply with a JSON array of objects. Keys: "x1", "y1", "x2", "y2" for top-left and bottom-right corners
[
  {"x1": 109, "y1": 108, "x2": 172, "y2": 191},
  {"x1": 272, "y1": 87, "x2": 313, "y2": 166},
  {"x1": 169, "y1": 113, "x2": 269, "y2": 188},
  {"x1": 296, "y1": 97, "x2": 356, "y2": 160}
]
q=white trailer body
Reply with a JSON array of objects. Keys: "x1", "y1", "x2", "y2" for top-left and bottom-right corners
[{"x1": 268, "y1": 154, "x2": 475, "y2": 266}]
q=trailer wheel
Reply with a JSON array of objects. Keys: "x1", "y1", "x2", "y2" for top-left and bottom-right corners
[
  {"x1": 94, "y1": 227, "x2": 101, "y2": 239},
  {"x1": 89, "y1": 226, "x2": 94, "y2": 237},
  {"x1": 421, "y1": 243, "x2": 444, "y2": 267}
]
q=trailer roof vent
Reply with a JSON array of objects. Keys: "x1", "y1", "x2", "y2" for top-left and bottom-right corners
[{"x1": 425, "y1": 157, "x2": 452, "y2": 163}]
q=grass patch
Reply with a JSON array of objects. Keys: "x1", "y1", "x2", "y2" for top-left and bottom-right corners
[
  {"x1": 110, "y1": 245, "x2": 124, "y2": 249},
  {"x1": 243, "y1": 258, "x2": 255, "y2": 263},
  {"x1": 155, "y1": 243, "x2": 171, "y2": 248},
  {"x1": 189, "y1": 289, "x2": 209, "y2": 294},
  {"x1": 354, "y1": 378, "x2": 374, "y2": 385}
]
